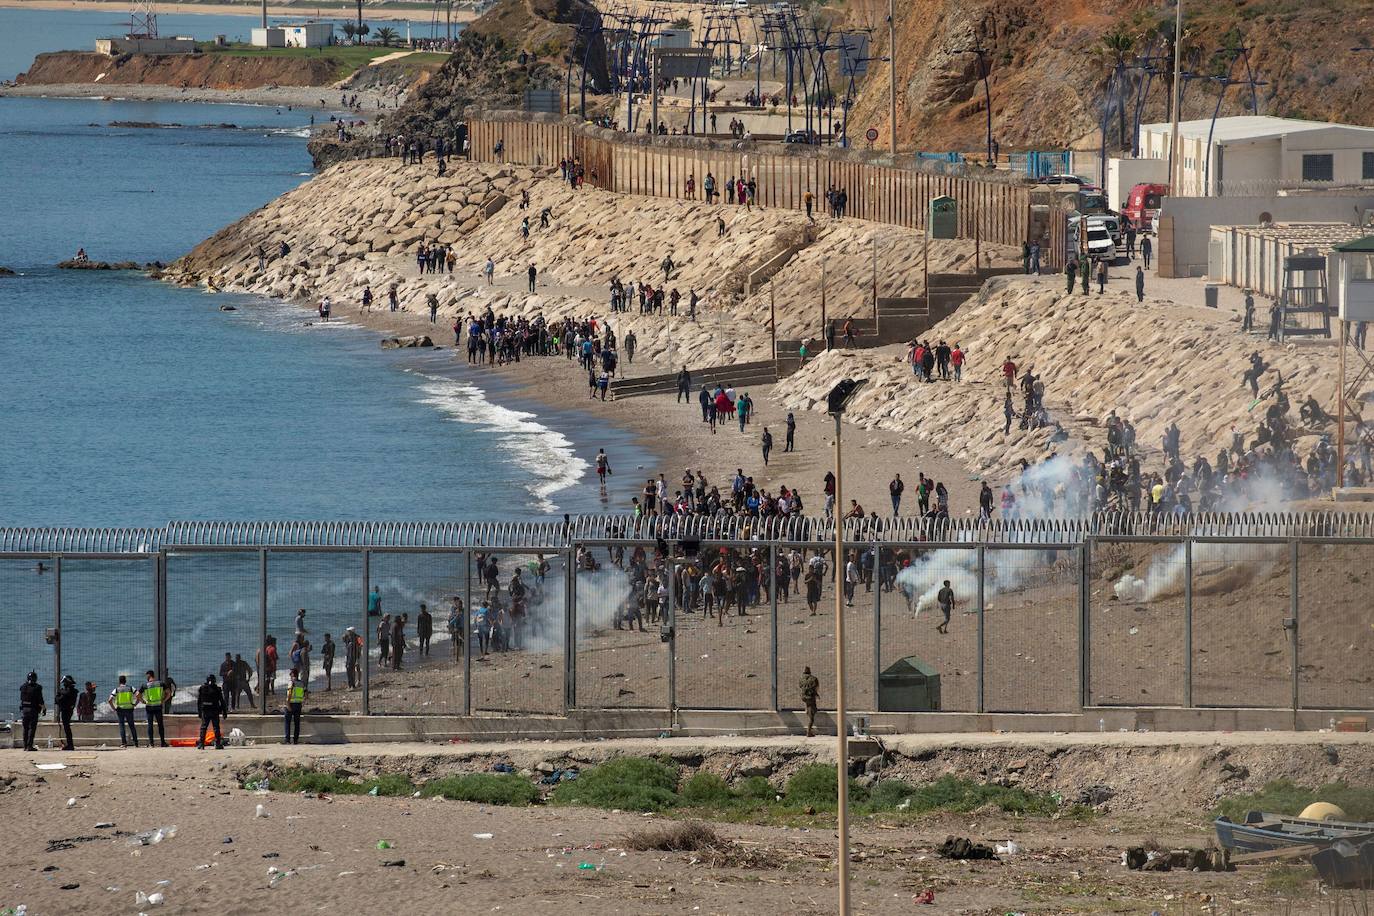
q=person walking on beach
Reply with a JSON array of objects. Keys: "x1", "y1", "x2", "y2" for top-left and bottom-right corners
[
  {"x1": 109, "y1": 674, "x2": 139, "y2": 748},
  {"x1": 935, "y1": 580, "x2": 954, "y2": 634},
  {"x1": 1135, "y1": 266, "x2": 1145, "y2": 303},
  {"x1": 595, "y1": 448, "x2": 611, "y2": 494},
  {"x1": 799, "y1": 666, "x2": 820, "y2": 737},
  {"x1": 1096, "y1": 259, "x2": 1108, "y2": 294},
  {"x1": 377, "y1": 613, "x2": 391, "y2": 666},
  {"x1": 417, "y1": 604, "x2": 433, "y2": 656},
  {"x1": 195, "y1": 674, "x2": 227, "y2": 750},
  {"x1": 484, "y1": 257, "x2": 494, "y2": 285},
  {"x1": 283, "y1": 668, "x2": 306, "y2": 745},
  {"x1": 321, "y1": 635, "x2": 335, "y2": 690},
  {"x1": 527, "y1": 262, "x2": 537, "y2": 293},
  {"x1": 761, "y1": 426, "x2": 773, "y2": 465},
  {"x1": 677, "y1": 366, "x2": 692, "y2": 403},
  {"x1": 77, "y1": 681, "x2": 96, "y2": 722},
  {"x1": 427, "y1": 292, "x2": 439, "y2": 323},
  {"x1": 391, "y1": 613, "x2": 406, "y2": 671},
  {"x1": 344, "y1": 627, "x2": 361, "y2": 689},
  {"x1": 889, "y1": 473, "x2": 904, "y2": 516},
  {"x1": 137, "y1": 670, "x2": 169, "y2": 748},
  {"x1": 1141, "y1": 235, "x2": 1153, "y2": 270},
  {"x1": 55, "y1": 675, "x2": 77, "y2": 751},
  {"x1": 19, "y1": 671, "x2": 45, "y2": 752},
  {"x1": 785, "y1": 412, "x2": 796, "y2": 452}
]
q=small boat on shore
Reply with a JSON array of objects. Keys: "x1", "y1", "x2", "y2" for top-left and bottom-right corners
[{"x1": 1215, "y1": 811, "x2": 1374, "y2": 853}]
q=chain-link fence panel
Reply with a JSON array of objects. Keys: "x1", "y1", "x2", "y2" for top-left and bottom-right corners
[
  {"x1": 59, "y1": 559, "x2": 156, "y2": 722},
  {"x1": 1297, "y1": 542, "x2": 1374, "y2": 710},
  {"x1": 573, "y1": 542, "x2": 668, "y2": 709},
  {"x1": 265, "y1": 551, "x2": 363, "y2": 716},
  {"x1": 883, "y1": 546, "x2": 979, "y2": 712},
  {"x1": 165, "y1": 551, "x2": 260, "y2": 715},
  {"x1": 772, "y1": 545, "x2": 881, "y2": 712},
  {"x1": 983, "y1": 547, "x2": 1080, "y2": 713},
  {"x1": 0, "y1": 559, "x2": 56, "y2": 720},
  {"x1": 366, "y1": 551, "x2": 466, "y2": 716},
  {"x1": 471, "y1": 550, "x2": 565, "y2": 715},
  {"x1": 1191, "y1": 541, "x2": 1292, "y2": 708},
  {"x1": 1087, "y1": 540, "x2": 1187, "y2": 707},
  {"x1": 673, "y1": 547, "x2": 774, "y2": 710}
]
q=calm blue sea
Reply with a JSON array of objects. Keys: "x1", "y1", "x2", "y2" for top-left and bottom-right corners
[{"x1": 0, "y1": 10, "x2": 651, "y2": 715}]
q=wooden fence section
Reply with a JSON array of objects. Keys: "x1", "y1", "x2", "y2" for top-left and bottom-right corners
[
  {"x1": 465, "y1": 117, "x2": 1032, "y2": 248},
  {"x1": 466, "y1": 118, "x2": 572, "y2": 168}
]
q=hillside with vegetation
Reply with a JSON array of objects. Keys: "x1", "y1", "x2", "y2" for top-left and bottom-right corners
[{"x1": 844, "y1": 0, "x2": 1374, "y2": 152}]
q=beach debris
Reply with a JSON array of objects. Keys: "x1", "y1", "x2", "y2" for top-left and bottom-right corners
[
  {"x1": 66, "y1": 798, "x2": 76, "y2": 808},
  {"x1": 94, "y1": 822, "x2": 115, "y2": 829},
  {"x1": 913, "y1": 889, "x2": 935, "y2": 905},
  {"x1": 380, "y1": 860, "x2": 406, "y2": 867},
  {"x1": 1123, "y1": 846, "x2": 1230, "y2": 872},
  {"x1": 255, "y1": 804, "x2": 268, "y2": 818},
  {"x1": 376, "y1": 841, "x2": 393, "y2": 850},
  {"x1": 472, "y1": 833, "x2": 494, "y2": 840},
  {"x1": 127, "y1": 826, "x2": 177, "y2": 847},
  {"x1": 380, "y1": 335, "x2": 433, "y2": 349},
  {"x1": 936, "y1": 836, "x2": 998, "y2": 861},
  {"x1": 34, "y1": 763, "x2": 66, "y2": 771},
  {"x1": 59, "y1": 884, "x2": 79, "y2": 891},
  {"x1": 133, "y1": 890, "x2": 165, "y2": 906},
  {"x1": 995, "y1": 840, "x2": 1021, "y2": 857},
  {"x1": 367, "y1": 787, "x2": 380, "y2": 796}
]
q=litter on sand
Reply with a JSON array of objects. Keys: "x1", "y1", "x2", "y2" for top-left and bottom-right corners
[
  {"x1": 472, "y1": 833, "x2": 494, "y2": 840},
  {"x1": 34, "y1": 763, "x2": 67, "y2": 770}
]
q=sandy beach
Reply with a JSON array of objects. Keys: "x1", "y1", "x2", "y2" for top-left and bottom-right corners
[
  {"x1": 0, "y1": 0, "x2": 475, "y2": 21},
  {"x1": 1, "y1": 79, "x2": 404, "y2": 110},
  {"x1": 1, "y1": 732, "x2": 1363, "y2": 914}
]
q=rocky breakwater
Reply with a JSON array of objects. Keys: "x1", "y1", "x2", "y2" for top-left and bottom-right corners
[
  {"x1": 780, "y1": 276, "x2": 1350, "y2": 484},
  {"x1": 170, "y1": 156, "x2": 1010, "y2": 375}
]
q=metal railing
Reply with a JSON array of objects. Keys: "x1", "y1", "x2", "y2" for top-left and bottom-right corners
[{"x1": 3, "y1": 513, "x2": 1372, "y2": 721}]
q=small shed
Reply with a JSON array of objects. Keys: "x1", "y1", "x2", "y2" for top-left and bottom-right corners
[{"x1": 878, "y1": 656, "x2": 941, "y2": 711}]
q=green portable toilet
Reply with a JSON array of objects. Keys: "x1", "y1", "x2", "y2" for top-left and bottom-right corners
[
  {"x1": 878, "y1": 656, "x2": 941, "y2": 711},
  {"x1": 928, "y1": 196, "x2": 957, "y2": 240}
]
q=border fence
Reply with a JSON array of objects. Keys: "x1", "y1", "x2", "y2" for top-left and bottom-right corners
[
  {"x1": 460, "y1": 115, "x2": 1037, "y2": 252},
  {"x1": 3, "y1": 513, "x2": 1371, "y2": 720}
]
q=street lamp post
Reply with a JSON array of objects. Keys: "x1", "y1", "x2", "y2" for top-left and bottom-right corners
[{"x1": 826, "y1": 377, "x2": 868, "y2": 916}]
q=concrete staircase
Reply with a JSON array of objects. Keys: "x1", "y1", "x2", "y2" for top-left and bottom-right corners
[{"x1": 618, "y1": 268, "x2": 1025, "y2": 394}]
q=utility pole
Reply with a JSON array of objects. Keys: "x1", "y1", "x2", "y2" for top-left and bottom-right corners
[
  {"x1": 832, "y1": 413, "x2": 851, "y2": 916},
  {"x1": 1169, "y1": 0, "x2": 1184, "y2": 193},
  {"x1": 887, "y1": 0, "x2": 897, "y2": 153}
]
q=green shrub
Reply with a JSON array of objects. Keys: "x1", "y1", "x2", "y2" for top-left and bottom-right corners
[
  {"x1": 680, "y1": 773, "x2": 733, "y2": 807},
  {"x1": 785, "y1": 764, "x2": 868, "y2": 810},
  {"x1": 895, "y1": 776, "x2": 1059, "y2": 816},
  {"x1": 552, "y1": 757, "x2": 680, "y2": 812},
  {"x1": 420, "y1": 774, "x2": 540, "y2": 806},
  {"x1": 867, "y1": 779, "x2": 917, "y2": 810},
  {"x1": 734, "y1": 775, "x2": 776, "y2": 801},
  {"x1": 360, "y1": 774, "x2": 418, "y2": 797},
  {"x1": 250, "y1": 767, "x2": 362, "y2": 795}
]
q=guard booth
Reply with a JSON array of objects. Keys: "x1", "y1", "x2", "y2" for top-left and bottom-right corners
[
  {"x1": 928, "y1": 196, "x2": 957, "y2": 240},
  {"x1": 878, "y1": 656, "x2": 941, "y2": 711}
]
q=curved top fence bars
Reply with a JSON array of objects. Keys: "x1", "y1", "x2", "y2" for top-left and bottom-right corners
[{"x1": 1, "y1": 511, "x2": 1372, "y2": 554}]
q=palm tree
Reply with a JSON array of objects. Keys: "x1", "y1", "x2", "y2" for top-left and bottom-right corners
[
  {"x1": 341, "y1": 22, "x2": 357, "y2": 43},
  {"x1": 356, "y1": 0, "x2": 364, "y2": 33},
  {"x1": 375, "y1": 26, "x2": 398, "y2": 47},
  {"x1": 1097, "y1": 27, "x2": 1137, "y2": 149}
]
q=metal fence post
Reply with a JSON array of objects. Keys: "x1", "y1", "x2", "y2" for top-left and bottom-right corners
[
  {"x1": 1290, "y1": 539, "x2": 1300, "y2": 722},
  {"x1": 976, "y1": 545, "x2": 986, "y2": 714},
  {"x1": 360, "y1": 550, "x2": 370, "y2": 716},
  {"x1": 1184, "y1": 539, "x2": 1193, "y2": 709},
  {"x1": 259, "y1": 550, "x2": 268, "y2": 716},
  {"x1": 463, "y1": 551, "x2": 472, "y2": 716},
  {"x1": 872, "y1": 546, "x2": 882, "y2": 710},
  {"x1": 769, "y1": 544, "x2": 779, "y2": 713},
  {"x1": 1079, "y1": 540, "x2": 1091, "y2": 709},
  {"x1": 155, "y1": 552, "x2": 167, "y2": 681},
  {"x1": 53, "y1": 556, "x2": 62, "y2": 701},
  {"x1": 563, "y1": 547, "x2": 575, "y2": 712},
  {"x1": 667, "y1": 557, "x2": 677, "y2": 728}
]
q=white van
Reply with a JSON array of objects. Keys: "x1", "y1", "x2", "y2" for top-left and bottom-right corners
[{"x1": 1068, "y1": 215, "x2": 1117, "y2": 261}]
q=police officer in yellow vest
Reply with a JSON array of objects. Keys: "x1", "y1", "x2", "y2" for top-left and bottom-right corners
[
  {"x1": 136, "y1": 670, "x2": 170, "y2": 748},
  {"x1": 283, "y1": 667, "x2": 307, "y2": 745},
  {"x1": 108, "y1": 674, "x2": 139, "y2": 748}
]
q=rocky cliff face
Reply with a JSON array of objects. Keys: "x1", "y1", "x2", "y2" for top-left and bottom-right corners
[
  {"x1": 17, "y1": 50, "x2": 343, "y2": 89},
  {"x1": 848, "y1": 0, "x2": 1374, "y2": 151}
]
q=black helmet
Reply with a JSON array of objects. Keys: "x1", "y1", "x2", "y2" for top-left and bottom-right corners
[
  {"x1": 26, "y1": 671, "x2": 38, "y2": 683},
  {"x1": 62, "y1": 675, "x2": 75, "y2": 686},
  {"x1": 206, "y1": 674, "x2": 217, "y2": 684}
]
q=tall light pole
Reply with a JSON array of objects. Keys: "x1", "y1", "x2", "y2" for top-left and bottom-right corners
[
  {"x1": 887, "y1": 0, "x2": 896, "y2": 153},
  {"x1": 1168, "y1": 0, "x2": 1184, "y2": 193},
  {"x1": 827, "y1": 377, "x2": 867, "y2": 916}
]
